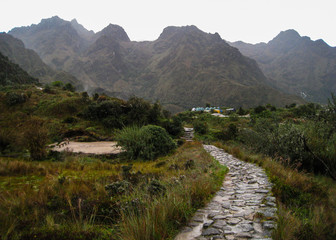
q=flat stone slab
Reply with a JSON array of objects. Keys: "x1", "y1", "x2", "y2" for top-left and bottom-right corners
[{"x1": 201, "y1": 227, "x2": 221, "y2": 236}]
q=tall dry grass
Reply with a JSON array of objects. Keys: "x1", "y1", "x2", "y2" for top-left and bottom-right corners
[{"x1": 0, "y1": 142, "x2": 227, "y2": 240}]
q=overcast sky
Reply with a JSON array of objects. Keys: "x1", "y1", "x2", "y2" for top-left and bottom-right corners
[{"x1": 1, "y1": 0, "x2": 335, "y2": 46}]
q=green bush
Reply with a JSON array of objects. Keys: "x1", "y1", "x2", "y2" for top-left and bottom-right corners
[
  {"x1": 117, "y1": 125, "x2": 176, "y2": 160},
  {"x1": 193, "y1": 120, "x2": 208, "y2": 134},
  {"x1": 147, "y1": 179, "x2": 166, "y2": 196},
  {"x1": 5, "y1": 92, "x2": 27, "y2": 106},
  {"x1": 215, "y1": 123, "x2": 238, "y2": 141},
  {"x1": 51, "y1": 81, "x2": 63, "y2": 87},
  {"x1": 43, "y1": 84, "x2": 53, "y2": 94},
  {"x1": 105, "y1": 181, "x2": 132, "y2": 196},
  {"x1": 160, "y1": 116, "x2": 183, "y2": 137},
  {"x1": 254, "y1": 105, "x2": 266, "y2": 114},
  {"x1": 126, "y1": 97, "x2": 151, "y2": 125},
  {"x1": 63, "y1": 83, "x2": 75, "y2": 92},
  {"x1": 83, "y1": 100, "x2": 123, "y2": 121}
]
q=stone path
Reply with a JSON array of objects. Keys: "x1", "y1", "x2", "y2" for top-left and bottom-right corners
[
  {"x1": 175, "y1": 145, "x2": 277, "y2": 240},
  {"x1": 181, "y1": 127, "x2": 194, "y2": 141}
]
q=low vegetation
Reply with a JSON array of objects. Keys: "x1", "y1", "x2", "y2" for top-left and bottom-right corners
[
  {"x1": 0, "y1": 142, "x2": 226, "y2": 240},
  {"x1": 187, "y1": 99, "x2": 336, "y2": 240},
  {"x1": 0, "y1": 83, "x2": 226, "y2": 240}
]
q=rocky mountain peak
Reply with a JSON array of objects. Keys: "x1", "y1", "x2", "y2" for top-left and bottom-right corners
[
  {"x1": 269, "y1": 29, "x2": 301, "y2": 45},
  {"x1": 159, "y1": 25, "x2": 202, "y2": 40},
  {"x1": 97, "y1": 24, "x2": 130, "y2": 42},
  {"x1": 39, "y1": 16, "x2": 67, "y2": 28}
]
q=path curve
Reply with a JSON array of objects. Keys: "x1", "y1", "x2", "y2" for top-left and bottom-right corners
[{"x1": 175, "y1": 145, "x2": 277, "y2": 240}]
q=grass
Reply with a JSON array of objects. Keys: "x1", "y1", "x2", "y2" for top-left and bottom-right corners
[
  {"x1": 215, "y1": 142, "x2": 336, "y2": 240},
  {"x1": 0, "y1": 142, "x2": 227, "y2": 240}
]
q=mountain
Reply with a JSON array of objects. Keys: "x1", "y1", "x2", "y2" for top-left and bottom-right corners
[
  {"x1": 8, "y1": 17, "x2": 304, "y2": 111},
  {"x1": 230, "y1": 30, "x2": 336, "y2": 103},
  {"x1": 0, "y1": 51, "x2": 38, "y2": 85},
  {"x1": 0, "y1": 33, "x2": 80, "y2": 87},
  {"x1": 9, "y1": 16, "x2": 84, "y2": 70}
]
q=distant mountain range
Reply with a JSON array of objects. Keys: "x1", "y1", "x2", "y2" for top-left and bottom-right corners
[
  {"x1": 5, "y1": 16, "x2": 307, "y2": 111},
  {"x1": 230, "y1": 30, "x2": 336, "y2": 103}
]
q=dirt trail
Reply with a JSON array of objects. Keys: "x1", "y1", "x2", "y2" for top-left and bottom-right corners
[{"x1": 51, "y1": 141, "x2": 123, "y2": 155}]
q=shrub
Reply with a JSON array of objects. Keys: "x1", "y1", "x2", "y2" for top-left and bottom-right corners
[
  {"x1": 237, "y1": 107, "x2": 246, "y2": 115},
  {"x1": 0, "y1": 129, "x2": 11, "y2": 152},
  {"x1": 147, "y1": 180, "x2": 166, "y2": 196},
  {"x1": 63, "y1": 116, "x2": 78, "y2": 124},
  {"x1": 82, "y1": 100, "x2": 126, "y2": 128},
  {"x1": 293, "y1": 103, "x2": 318, "y2": 118},
  {"x1": 93, "y1": 93, "x2": 99, "y2": 101},
  {"x1": 5, "y1": 92, "x2": 27, "y2": 106},
  {"x1": 193, "y1": 120, "x2": 208, "y2": 134},
  {"x1": 43, "y1": 84, "x2": 53, "y2": 94},
  {"x1": 63, "y1": 83, "x2": 75, "y2": 92},
  {"x1": 23, "y1": 117, "x2": 49, "y2": 161},
  {"x1": 116, "y1": 126, "x2": 145, "y2": 160},
  {"x1": 51, "y1": 81, "x2": 63, "y2": 87},
  {"x1": 160, "y1": 116, "x2": 183, "y2": 137},
  {"x1": 105, "y1": 181, "x2": 132, "y2": 196},
  {"x1": 126, "y1": 96, "x2": 151, "y2": 125},
  {"x1": 147, "y1": 101, "x2": 162, "y2": 124},
  {"x1": 81, "y1": 92, "x2": 90, "y2": 102},
  {"x1": 116, "y1": 125, "x2": 176, "y2": 160},
  {"x1": 254, "y1": 105, "x2": 266, "y2": 114},
  {"x1": 140, "y1": 125, "x2": 176, "y2": 160}
]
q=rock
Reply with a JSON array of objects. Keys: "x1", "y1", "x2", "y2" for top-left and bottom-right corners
[
  {"x1": 203, "y1": 221, "x2": 213, "y2": 228},
  {"x1": 236, "y1": 232, "x2": 253, "y2": 238},
  {"x1": 213, "y1": 215, "x2": 227, "y2": 220},
  {"x1": 263, "y1": 221, "x2": 276, "y2": 230},
  {"x1": 212, "y1": 220, "x2": 227, "y2": 229},
  {"x1": 241, "y1": 223, "x2": 254, "y2": 232},
  {"x1": 201, "y1": 227, "x2": 221, "y2": 236},
  {"x1": 222, "y1": 203, "x2": 231, "y2": 209},
  {"x1": 227, "y1": 218, "x2": 242, "y2": 225}
]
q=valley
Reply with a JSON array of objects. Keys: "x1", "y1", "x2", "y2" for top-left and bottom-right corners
[{"x1": 0, "y1": 14, "x2": 336, "y2": 240}]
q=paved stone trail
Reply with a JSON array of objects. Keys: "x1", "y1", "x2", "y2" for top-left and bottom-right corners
[
  {"x1": 175, "y1": 145, "x2": 277, "y2": 240},
  {"x1": 181, "y1": 127, "x2": 194, "y2": 141}
]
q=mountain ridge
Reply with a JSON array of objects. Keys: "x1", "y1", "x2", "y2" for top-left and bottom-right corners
[
  {"x1": 8, "y1": 17, "x2": 304, "y2": 111},
  {"x1": 230, "y1": 30, "x2": 336, "y2": 103}
]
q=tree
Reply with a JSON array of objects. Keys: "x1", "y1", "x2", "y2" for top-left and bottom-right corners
[{"x1": 148, "y1": 101, "x2": 162, "y2": 124}]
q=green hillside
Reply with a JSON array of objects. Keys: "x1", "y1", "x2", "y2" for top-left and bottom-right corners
[
  {"x1": 0, "y1": 51, "x2": 37, "y2": 85},
  {"x1": 0, "y1": 33, "x2": 81, "y2": 88}
]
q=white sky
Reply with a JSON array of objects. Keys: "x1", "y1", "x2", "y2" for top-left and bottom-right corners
[{"x1": 1, "y1": 0, "x2": 335, "y2": 46}]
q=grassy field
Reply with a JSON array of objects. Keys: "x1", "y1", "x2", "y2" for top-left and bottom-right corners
[{"x1": 0, "y1": 142, "x2": 227, "y2": 240}]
